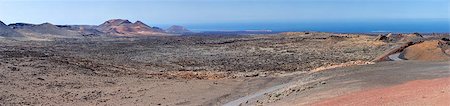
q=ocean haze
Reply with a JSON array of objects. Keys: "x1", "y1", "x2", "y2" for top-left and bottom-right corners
[
  {"x1": 169, "y1": 19, "x2": 449, "y2": 33},
  {"x1": 0, "y1": 0, "x2": 449, "y2": 32}
]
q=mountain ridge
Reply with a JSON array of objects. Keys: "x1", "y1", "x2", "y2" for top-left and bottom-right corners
[
  {"x1": 0, "y1": 20, "x2": 24, "y2": 38},
  {"x1": 1, "y1": 19, "x2": 191, "y2": 38}
]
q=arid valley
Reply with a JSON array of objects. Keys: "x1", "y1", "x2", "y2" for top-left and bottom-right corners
[{"x1": 1, "y1": 18, "x2": 449, "y2": 106}]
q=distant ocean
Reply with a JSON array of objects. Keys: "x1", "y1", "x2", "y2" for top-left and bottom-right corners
[{"x1": 171, "y1": 19, "x2": 450, "y2": 33}]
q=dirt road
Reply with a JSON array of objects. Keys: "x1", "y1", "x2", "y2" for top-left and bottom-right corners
[
  {"x1": 224, "y1": 53, "x2": 408, "y2": 106},
  {"x1": 233, "y1": 60, "x2": 449, "y2": 106},
  {"x1": 388, "y1": 53, "x2": 404, "y2": 61}
]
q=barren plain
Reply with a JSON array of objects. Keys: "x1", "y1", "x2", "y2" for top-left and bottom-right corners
[{"x1": 1, "y1": 32, "x2": 449, "y2": 106}]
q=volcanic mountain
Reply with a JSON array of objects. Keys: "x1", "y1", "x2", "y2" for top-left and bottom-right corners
[
  {"x1": 9, "y1": 22, "x2": 82, "y2": 37},
  {"x1": 0, "y1": 20, "x2": 24, "y2": 38},
  {"x1": 166, "y1": 25, "x2": 192, "y2": 34},
  {"x1": 56, "y1": 25, "x2": 104, "y2": 36},
  {"x1": 97, "y1": 19, "x2": 165, "y2": 36}
]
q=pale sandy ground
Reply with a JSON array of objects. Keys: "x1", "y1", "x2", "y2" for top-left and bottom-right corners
[{"x1": 0, "y1": 69, "x2": 295, "y2": 106}]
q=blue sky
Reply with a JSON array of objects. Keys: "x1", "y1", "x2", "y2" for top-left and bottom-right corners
[{"x1": 0, "y1": 0, "x2": 449, "y2": 26}]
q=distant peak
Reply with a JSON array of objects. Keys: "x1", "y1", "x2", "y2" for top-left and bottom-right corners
[
  {"x1": 133, "y1": 21, "x2": 151, "y2": 27},
  {"x1": 0, "y1": 20, "x2": 6, "y2": 26},
  {"x1": 135, "y1": 21, "x2": 144, "y2": 24},
  {"x1": 167, "y1": 25, "x2": 191, "y2": 34},
  {"x1": 134, "y1": 21, "x2": 146, "y2": 25},
  {"x1": 8, "y1": 23, "x2": 35, "y2": 28},
  {"x1": 103, "y1": 19, "x2": 132, "y2": 25},
  {"x1": 169, "y1": 25, "x2": 187, "y2": 29},
  {"x1": 38, "y1": 22, "x2": 57, "y2": 27},
  {"x1": 41, "y1": 22, "x2": 53, "y2": 25},
  {"x1": 169, "y1": 25, "x2": 182, "y2": 27},
  {"x1": 106, "y1": 19, "x2": 130, "y2": 22}
]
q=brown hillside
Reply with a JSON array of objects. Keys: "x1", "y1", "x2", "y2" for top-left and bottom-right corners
[{"x1": 400, "y1": 40, "x2": 450, "y2": 61}]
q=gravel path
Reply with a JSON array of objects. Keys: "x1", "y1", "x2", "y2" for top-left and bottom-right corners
[{"x1": 388, "y1": 53, "x2": 404, "y2": 61}]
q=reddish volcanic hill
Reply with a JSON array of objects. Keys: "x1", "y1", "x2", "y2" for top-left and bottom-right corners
[
  {"x1": 398, "y1": 33, "x2": 424, "y2": 42},
  {"x1": 400, "y1": 40, "x2": 450, "y2": 61},
  {"x1": 97, "y1": 19, "x2": 165, "y2": 36}
]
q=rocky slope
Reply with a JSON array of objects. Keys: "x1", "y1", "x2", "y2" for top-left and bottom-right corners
[
  {"x1": 373, "y1": 33, "x2": 425, "y2": 43},
  {"x1": 56, "y1": 25, "x2": 104, "y2": 36},
  {"x1": 398, "y1": 33, "x2": 424, "y2": 42},
  {"x1": 400, "y1": 40, "x2": 450, "y2": 61},
  {"x1": 0, "y1": 21, "x2": 24, "y2": 38}
]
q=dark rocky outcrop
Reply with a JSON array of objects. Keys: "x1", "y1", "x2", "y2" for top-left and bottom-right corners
[
  {"x1": 9, "y1": 22, "x2": 81, "y2": 36},
  {"x1": 57, "y1": 25, "x2": 104, "y2": 36},
  {"x1": 8, "y1": 23, "x2": 34, "y2": 29},
  {"x1": 374, "y1": 34, "x2": 388, "y2": 41},
  {"x1": 0, "y1": 20, "x2": 24, "y2": 38}
]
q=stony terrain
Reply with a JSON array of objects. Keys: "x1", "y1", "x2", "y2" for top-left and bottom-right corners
[
  {"x1": 255, "y1": 61, "x2": 450, "y2": 106},
  {"x1": 2, "y1": 20, "x2": 450, "y2": 106},
  {"x1": 0, "y1": 32, "x2": 394, "y2": 105},
  {"x1": 234, "y1": 33, "x2": 450, "y2": 106}
]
